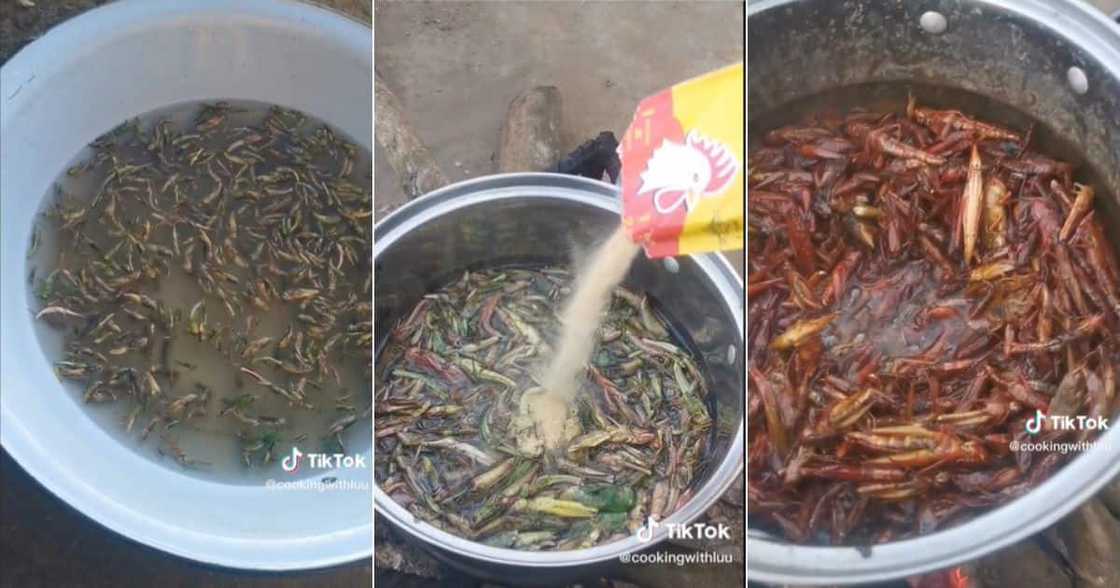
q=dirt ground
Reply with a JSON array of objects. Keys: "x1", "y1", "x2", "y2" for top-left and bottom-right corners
[{"x1": 1, "y1": 0, "x2": 108, "y2": 62}]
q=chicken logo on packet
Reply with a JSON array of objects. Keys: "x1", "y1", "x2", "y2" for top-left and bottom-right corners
[{"x1": 619, "y1": 63, "x2": 744, "y2": 259}]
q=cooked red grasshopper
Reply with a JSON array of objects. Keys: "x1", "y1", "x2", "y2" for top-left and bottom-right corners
[{"x1": 748, "y1": 97, "x2": 1120, "y2": 545}]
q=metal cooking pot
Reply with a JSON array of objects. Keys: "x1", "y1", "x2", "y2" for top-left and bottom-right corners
[
  {"x1": 373, "y1": 173, "x2": 744, "y2": 585},
  {"x1": 748, "y1": 0, "x2": 1120, "y2": 584}
]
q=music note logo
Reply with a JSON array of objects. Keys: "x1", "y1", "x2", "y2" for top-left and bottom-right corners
[
  {"x1": 637, "y1": 516, "x2": 661, "y2": 542},
  {"x1": 1025, "y1": 410, "x2": 1045, "y2": 435},
  {"x1": 281, "y1": 447, "x2": 303, "y2": 473}
]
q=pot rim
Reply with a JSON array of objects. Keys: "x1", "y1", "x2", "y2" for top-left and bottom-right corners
[
  {"x1": 373, "y1": 172, "x2": 746, "y2": 567},
  {"x1": 748, "y1": 0, "x2": 1120, "y2": 584},
  {"x1": 0, "y1": 0, "x2": 372, "y2": 572}
]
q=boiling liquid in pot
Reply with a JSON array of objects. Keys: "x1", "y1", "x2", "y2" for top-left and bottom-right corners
[{"x1": 748, "y1": 83, "x2": 1120, "y2": 544}]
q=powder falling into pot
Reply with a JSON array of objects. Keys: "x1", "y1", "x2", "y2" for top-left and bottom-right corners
[
  {"x1": 532, "y1": 63, "x2": 744, "y2": 451},
  {"x1": 532, "y1": 227, "x2": 640, "y2": 450}
]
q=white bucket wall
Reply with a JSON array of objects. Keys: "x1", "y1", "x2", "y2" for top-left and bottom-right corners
[{"x1": 0, "y1": 0, "x2": 371, "y2": 571}]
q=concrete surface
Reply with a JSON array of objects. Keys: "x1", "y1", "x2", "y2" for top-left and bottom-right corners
[
  {"x1": 1094, "y1": 0, "x2": 1120, "y2": 16},
  {"x1": 373, "y1": 0, "x2": 745, "y2": 211}
]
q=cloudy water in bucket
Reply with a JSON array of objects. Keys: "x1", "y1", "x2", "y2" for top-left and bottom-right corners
[{"x1": 26, "y1": 100, "x2": 372, "y2": 483}]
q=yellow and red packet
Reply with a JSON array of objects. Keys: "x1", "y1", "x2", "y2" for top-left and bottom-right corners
[{"x1": 619, "y1": 63, "x2": 744, "y2": 259}]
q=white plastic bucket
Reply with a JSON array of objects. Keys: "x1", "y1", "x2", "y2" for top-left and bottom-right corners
[{"x1": 0, "y1": 0, "x2": 371, "y2": 571}]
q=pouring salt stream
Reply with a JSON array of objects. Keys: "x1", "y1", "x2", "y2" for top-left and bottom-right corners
[
  {"x1": 374, "y1": 64, "x2": 743, "y2": 549},
  {"x1": 527, "y1": 228, "x2": 641, "y2": 454}
]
